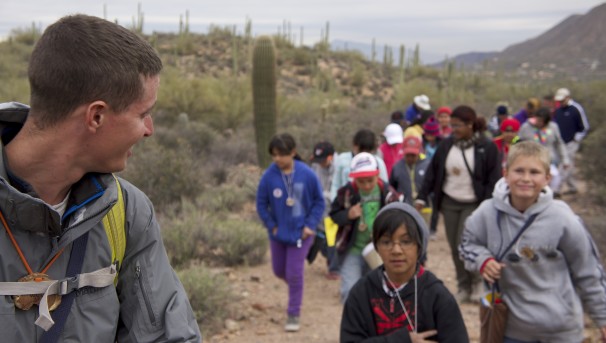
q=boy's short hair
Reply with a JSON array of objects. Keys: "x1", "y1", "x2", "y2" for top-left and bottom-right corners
[
  {"x1": 372, "y1": 209, "x2": 421, "y2": 256},
  {"x1": 352, "y1": 129, "x2": 377, "y2": 152},
  {"x1": 28, "y1": 14, "x2": 163, "y2": 128},
  {"x1": 507, "y1": 141, "x2": 550, "y2": 173}
]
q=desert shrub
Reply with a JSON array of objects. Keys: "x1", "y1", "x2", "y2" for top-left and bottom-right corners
[
  {"x1": 160, "y1": 200, "x2": 205, "y2": 268},
  {"x1": 196, "y1": 183, "x2": 250, "y2": 213},
  {"x1": 350, "y1": 62, "x2": 367, "y2": 89},
  {"x1": 201, "y1": 216, "x2": 268, "y2": 267},
  {"x1": 156, "y1": 67, "x2": 252, "y2": 131},
  {"x1": 120, "y1": 138, "x2": 204, "y2": 208},
  {"x1": 0, "y1": 41, "x2": 32, "y2": 102},
  {"x1": 155, "y1": 118, "x2": 219, "y2": 156},
  {"x1": 204, "y1": 129, "x2": 258, "y2": 183},
  {"x1": 291, "y1": 48, "x2": 313, "y2": 66},
  {"x1": 177, "y1": 264, "x2": 234, "y2": 337},
  {"x1": 9, "y1": 23, "x2": 41, "y2": 46},
  {"x1": 580, "y1": 125, "x2": 606, "y2": 204}
]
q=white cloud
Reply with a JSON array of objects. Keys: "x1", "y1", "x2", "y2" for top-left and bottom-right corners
[{"x1": 1, "y1": 0, "x2": 603, "y2": 60}]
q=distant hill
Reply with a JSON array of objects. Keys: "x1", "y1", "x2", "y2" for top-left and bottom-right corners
[
  {"x1": 437, "y1": 2, "x2": 606, "y2": 78},
  {"x1": 431, "y1": 51, "x2": 498, "y2": 70},
  {"x1": 331, "y1": 39, "x2": 445, "y2": 65}
]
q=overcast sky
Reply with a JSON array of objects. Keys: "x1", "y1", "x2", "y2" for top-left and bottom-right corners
[{"x1": 1, "y1": 1, "x2": 603, "y2": 63}]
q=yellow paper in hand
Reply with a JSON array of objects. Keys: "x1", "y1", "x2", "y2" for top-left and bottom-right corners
[{"x1": 324, "y1": 217, "x2": 338, "y2": 247}]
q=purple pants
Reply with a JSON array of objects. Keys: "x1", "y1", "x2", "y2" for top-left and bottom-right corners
[{"x1": 269, "y1": 237, "x2": 313, "y2": 316}]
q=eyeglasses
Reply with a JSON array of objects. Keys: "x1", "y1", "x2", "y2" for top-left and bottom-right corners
[{"x1": 377, "y1": 239, "x2": 417, "y2": 250}]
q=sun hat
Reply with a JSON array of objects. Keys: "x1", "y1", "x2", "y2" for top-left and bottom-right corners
[{"x1": 413, "y1": 95, "x2": 431, "y2": 111}]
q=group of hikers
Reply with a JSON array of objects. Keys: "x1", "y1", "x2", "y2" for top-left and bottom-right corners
[
  {"x1": 256, "y1": 91, "x2": 606, "y2": 343},
  {"x1": 0, "y1": 12, "x2": 603, "y2": 343}
]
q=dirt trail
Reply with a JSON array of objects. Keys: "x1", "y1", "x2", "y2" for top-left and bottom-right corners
[{"x1": 209, "y1": 190, "x2": 602, "y2": 343}]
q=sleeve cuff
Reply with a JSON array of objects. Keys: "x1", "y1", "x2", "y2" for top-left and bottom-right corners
[{"x1": 480, "y1": 257, "x2": 495, "y2": 274}]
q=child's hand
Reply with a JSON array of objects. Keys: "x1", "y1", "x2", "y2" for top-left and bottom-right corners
[
  {"x1": 481, "y1": 259, "x2": 506, "y2": 284},
  {"x1": 347, "y1": 203, "x2": 362, "y2": 220},
  {"x1": 301, "y1": 226, "x2": 315, "y2": 240},
  {"x1": 410, "y1": 330, "x2": 438, "y2": 343}
]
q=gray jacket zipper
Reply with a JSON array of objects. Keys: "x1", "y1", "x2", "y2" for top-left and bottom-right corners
[{"x1": 135, "y1": 261, "x2": 157, "y2": 326}]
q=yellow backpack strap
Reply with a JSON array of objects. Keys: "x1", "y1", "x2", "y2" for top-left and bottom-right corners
[{"x1": 102, "y1": 175, "x2": 126, "y2": 286}]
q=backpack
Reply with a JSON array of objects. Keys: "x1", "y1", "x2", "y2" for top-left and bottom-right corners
[{"x1": 102, "y1": 175, "x2": 126, "y2": 285}]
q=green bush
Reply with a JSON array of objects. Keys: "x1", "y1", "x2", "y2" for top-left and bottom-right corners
[
  {"x1": 177, "y1": 264, "x2": 234, "y2": 337},
  {"x1": 217, "y1": 218, "x2": 268, "y2": 266},
  {"x1": 196, "y1": 183, "x2": 249, "y2": 213},
  {"x1": 160, "y1": 200, "x2": 205, "y2": 268},
  {"x1": 201, "y1": 216, "x2": 268, "y2": 267},
  {"x1": 155, "y1": 118, "x2": 219, "y2": 156},
  {"x1": 120, "y1": 138, "x2": 205, "y2": 208}
]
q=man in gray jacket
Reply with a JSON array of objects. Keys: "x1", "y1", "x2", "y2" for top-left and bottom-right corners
[{"x1": 0, "y1": 15, "x2": 201, "y2": 342}]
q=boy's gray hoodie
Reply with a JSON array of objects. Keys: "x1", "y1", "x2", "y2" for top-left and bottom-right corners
[{"x1": 460, "y1": 178, "x2": 606, "y2": 342}]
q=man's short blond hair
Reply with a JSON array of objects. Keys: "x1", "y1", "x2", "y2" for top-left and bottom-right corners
[{"x1": 507, "y1": 141, "x2": 551, "y2": 173}]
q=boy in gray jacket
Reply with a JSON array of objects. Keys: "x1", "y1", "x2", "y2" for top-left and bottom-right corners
[{"x1": 459, "y1": 141, "x2": 606, "y2": 342}]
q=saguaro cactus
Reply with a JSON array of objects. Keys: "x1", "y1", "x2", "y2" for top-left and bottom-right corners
[{"x1": 252, "y1": 36, "x2": 277, "y2": 169}]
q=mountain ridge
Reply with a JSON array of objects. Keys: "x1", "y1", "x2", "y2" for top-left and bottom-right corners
[{"x1": 437, "y1": 2, "x2": 606, "y2": 78}]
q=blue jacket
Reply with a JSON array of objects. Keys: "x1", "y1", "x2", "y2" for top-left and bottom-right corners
[
  {"x1": 405, "y1": 104, "x2": 421, "y2": 124},
  {"x1": 554, "y1": 100, "x2": 590, "y2": 143},
  {"x1": 256, "y1": 160, "x2": 325, "y2": 245}
]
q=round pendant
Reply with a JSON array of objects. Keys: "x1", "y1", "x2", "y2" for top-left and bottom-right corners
[
  {"x1": 452, "y1": 167, "x2": 461, "y2": 176},
  {"x1": 13, "y1": 273, "x2": 62, "y2": 311},
  {"x1": 286, "y1": 197, "x2": 295, "y2": 207},
  {"x1": 358, "y1": 223, "x2": 367, "y2": 232}
]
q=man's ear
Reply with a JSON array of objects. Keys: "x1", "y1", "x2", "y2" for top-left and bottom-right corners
[{"x1": 85, "y1": 101, "x2": 109, "y2": 132}]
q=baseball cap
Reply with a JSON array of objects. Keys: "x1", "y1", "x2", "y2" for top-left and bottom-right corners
[
  {"x1": 436, "y1": 106, "x2": 452, "y2": 116},
  {"x1": 500, "y1": 118, "x2": 520, "y2": 132},
  {"x1": 349, "y1": 152, "x2": 379, "y2": 178},
  {"x1": 496, "y1": 105, "x2": 508, "y2": 115},
  {"x1": 311, "y1": 141, "x2": 334, "y2": 163},
  {"x1": 554, "y1": 88, "x2": 570, "y2": 101},
  {"x1": 403, "y1": 136, "x2": 422, "y2": 155},
  {"x1": 383, "y1": 123, "x2": 404, "y2": 145},
  {"x1": 413, "y1": 95, "x2": 431, "y2": 111}
]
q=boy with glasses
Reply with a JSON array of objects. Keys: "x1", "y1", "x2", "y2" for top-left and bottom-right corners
[{"x1": 340, "y1": 203, "x2": 468, "y2": 342}]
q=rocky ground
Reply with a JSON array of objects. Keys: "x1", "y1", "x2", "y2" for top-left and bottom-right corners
[{"x1": 208, "y1": 186, "x2": 603, "y2": 343}]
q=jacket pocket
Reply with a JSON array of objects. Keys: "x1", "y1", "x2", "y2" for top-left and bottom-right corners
[
  {"x1": 133, "y1": 260, "x2": 159, "y2": 329},
  {"x1": 0, "y1": 296, "x2": 16, "y2": 339},
  {"x1": 275, "y1": 223, "x2": 303, "y2": 245}
]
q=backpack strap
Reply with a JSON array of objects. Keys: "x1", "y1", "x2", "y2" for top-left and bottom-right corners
[
  {"x1": 102, "y1": 175, "x2": 126, "y2": 285},
  {"x1": 39, "y1": 232, "x2": 89, "y2": 341}
]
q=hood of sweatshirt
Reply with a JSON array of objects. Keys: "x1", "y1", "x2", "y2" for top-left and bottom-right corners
[
  {"x1": 492, "y1": 177, "x2": 553, "y2": 218},
  {"x1": 376, "y1": 202, "x2": 429, "y2": 263}
]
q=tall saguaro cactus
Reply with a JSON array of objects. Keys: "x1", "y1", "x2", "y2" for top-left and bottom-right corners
[{"x1": 252, "y1": 36, "x2": 277, "y2": 169}]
